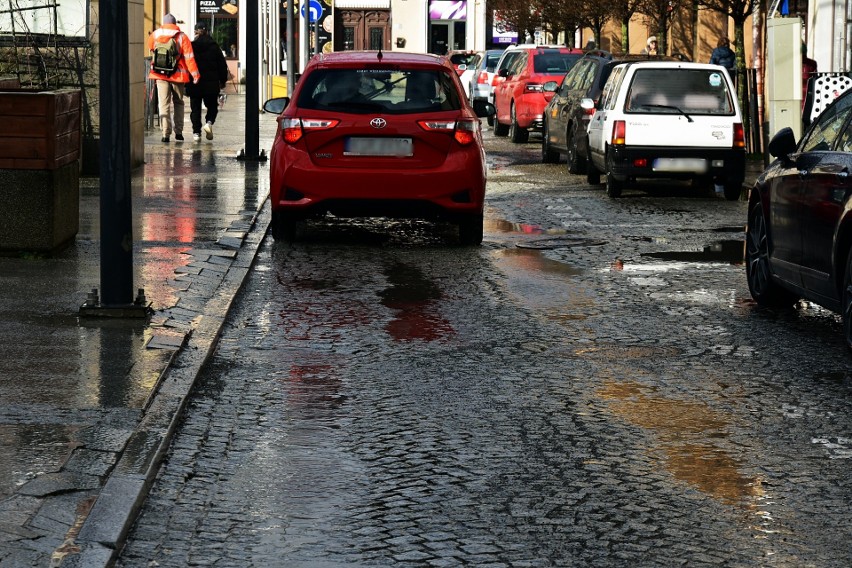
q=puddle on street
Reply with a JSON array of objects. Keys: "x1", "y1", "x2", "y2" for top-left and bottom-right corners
[
  {"x1": 485, "y1": 218, "x2": 572, "y2": 236},
  {"x1": 278, "y1": 364, "x2": 347, "y2": 415},
  {"x1": 0, "y1": 424, "x2": 81, "y2": 500},
  {"x1": 491, "y1": 248, "x2": 596, "y2": 322},
  {"x1": 378, "y1": 263, "x2": 454, "y2": 342},
  {"x1": 574, "y1": 344, "x2": 683, "y2": 359},
  {"x1": 642, "y1": 240, "x2": 745, "y2": 265},
  {"x1": 597, "y1": 380, "x2": 763, "y2": 506}
]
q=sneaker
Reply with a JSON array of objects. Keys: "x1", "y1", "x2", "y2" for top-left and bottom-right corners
[
  {"x1": 175, "y1": 133, "x2": 184, "y2": 142},
  {"x1": 193, "y1": 133, "x2": 201, "y2": 142},
  {"x1": 203, "y1": 121, "x2": 214, "y2": 140},
  {"x1": 161, "y1": 136, "x2": 169, "y2": 143}
]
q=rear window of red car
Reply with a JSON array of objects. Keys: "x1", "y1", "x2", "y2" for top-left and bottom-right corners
[
  {"x1": 532, "y1": 51, "x2": 582, "y2": 74},
  {"x1": 296, "y1": 68, "x2": 463, "y2": 114}
]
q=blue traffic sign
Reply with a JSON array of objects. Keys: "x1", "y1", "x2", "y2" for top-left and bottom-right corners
[{"x1": 301, "y1": 0, "x2": 323, "y2": 23}]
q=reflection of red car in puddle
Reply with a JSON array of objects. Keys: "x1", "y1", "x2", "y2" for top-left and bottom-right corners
[{"x1": 380, "y1": 263, "x2": 455, "y2": 342}]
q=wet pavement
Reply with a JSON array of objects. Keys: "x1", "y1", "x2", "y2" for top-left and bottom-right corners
[
  {"x1": 0, "y1": 105, "x2": 765, "y2": 568},
  {"x1": 111, "y1": 137, "x2": 852, "y2": 566},
  {"x1": 0, "y1": 94, "x2": 277, "y2": 567}
]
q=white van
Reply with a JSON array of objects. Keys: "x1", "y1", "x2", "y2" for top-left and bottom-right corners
[{"x1": 584, "y1": 61, "x2": 745, "y2": 199}]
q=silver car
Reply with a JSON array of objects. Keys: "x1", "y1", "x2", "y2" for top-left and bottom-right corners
[{"x1": 469, "y1": 49, "x2": 505, "y2": 104}]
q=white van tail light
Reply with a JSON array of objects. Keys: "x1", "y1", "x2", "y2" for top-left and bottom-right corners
[
  {"x1": 733, "y1": 123, "x2": 745, "y2": 148},
  {"x1": 612, "y1": 120, "x2": 626, "y2": 145}
]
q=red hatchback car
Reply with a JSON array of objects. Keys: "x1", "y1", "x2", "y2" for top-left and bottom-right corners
[
  {"x1": 262, "y1": 51, "x2": 490, "y2": 244},
  {"x1": 492, "y1": 46, "x2": 584, "y2": 143}
]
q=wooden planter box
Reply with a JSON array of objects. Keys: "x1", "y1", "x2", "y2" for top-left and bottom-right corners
[
  {"x1": 0, "y1": 88, "x2": 81, "y2": 170},
  {"x1": 0, "y1": 88, "x2": 81, "y2": 252}
]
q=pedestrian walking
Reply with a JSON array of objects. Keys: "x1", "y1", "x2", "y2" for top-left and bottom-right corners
[
  {"x1": 187, "y1": 21, "x2": 229, "y2": 142},
  {"x1": 147, "y1": 13, "x2": 200, "y2": 143}
]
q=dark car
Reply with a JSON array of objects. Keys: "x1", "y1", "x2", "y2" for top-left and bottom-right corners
[
  {"x1": 541, "y1": 51, "x2": 677, "y2": 174},
  {"x1": 745, "y1": 87, "x2": 852, "y2": 347},
  {"x1": 261, "y1": 51, "x2": 492, "y2": 244}
]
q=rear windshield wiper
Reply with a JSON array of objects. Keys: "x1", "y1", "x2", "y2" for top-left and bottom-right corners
[{"x1": 638, "y1": 104, "x2": 693, "y2": 122}]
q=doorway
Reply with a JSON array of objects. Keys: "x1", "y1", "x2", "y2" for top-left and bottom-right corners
[
  {"x1": 335, "y1": 10, "x2": 391, "y2": 51},
  {"x1": 429, "y1": 20, "x2": 466, "y2": 55}
]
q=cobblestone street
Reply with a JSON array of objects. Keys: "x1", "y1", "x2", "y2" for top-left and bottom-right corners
[{"x1": 116, "y1": 134, "x2": 852, "y2": 567}]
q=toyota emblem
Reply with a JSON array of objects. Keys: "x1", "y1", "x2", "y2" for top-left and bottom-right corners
[{"x1": 370, "y1": 117, "x2": 387, "y2": 129}]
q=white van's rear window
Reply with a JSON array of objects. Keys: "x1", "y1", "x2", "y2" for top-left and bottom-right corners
[{"x1": 625, "y1": 69, "x2": 735, "y2": 115}]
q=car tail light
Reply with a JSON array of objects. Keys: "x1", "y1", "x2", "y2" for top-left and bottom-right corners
[
  {"x1": 612, "y1": 120, "x2": 626, "y2": 145},
  {"x1": 733, "y1": 122, "x2": 745, "y2": 148},
  {"x1": 418, "y1": 118, "x2": 479, "y2": 146},
  {"x1": 279, "y1": 117, "x2": 339, "y2": 144},
  {"x1": 524, "y1": 83, "x2": 543, "y2": 93},
  {"x1": 477, "y1": 73, "x2": 490, "y2": 84}
]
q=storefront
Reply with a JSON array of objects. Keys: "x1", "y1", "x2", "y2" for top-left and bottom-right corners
[{"x1": 427, "y1": 1, "x2": 468, "y2": 54}]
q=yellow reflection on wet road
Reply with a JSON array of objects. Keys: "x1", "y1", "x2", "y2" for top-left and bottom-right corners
[{"x1": 597, "y1": 380, "x2": 764, "y2": 506}]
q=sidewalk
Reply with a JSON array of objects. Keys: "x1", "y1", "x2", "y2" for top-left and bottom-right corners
[{"x1": 0, "y1": 94, "x2": 278, "y2": 567}]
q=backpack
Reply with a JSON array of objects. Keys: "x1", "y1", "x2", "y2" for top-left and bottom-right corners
[{"x1": 152, "y1": 34, "x2": 180, "y2": 76}]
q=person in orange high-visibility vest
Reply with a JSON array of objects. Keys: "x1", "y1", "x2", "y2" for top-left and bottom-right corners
[{"x1": 147, "y1": 14, "x2": 201, "y2": 143}]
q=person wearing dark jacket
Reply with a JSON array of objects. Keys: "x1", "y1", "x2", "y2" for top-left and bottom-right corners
[
  {"x1": 709, "y1": 37, "x2": 736, "y2": 82},
  {"x1": 187, "y1": 22, "x2": 229, "y2": 141}
]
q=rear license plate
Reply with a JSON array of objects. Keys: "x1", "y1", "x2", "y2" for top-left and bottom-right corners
[
  {"x1": 652, "y1": 158, "x2": 708, "y2": 173},
  {"x1": 344, "y1": 137, "x2": 413, "y2": 157}
]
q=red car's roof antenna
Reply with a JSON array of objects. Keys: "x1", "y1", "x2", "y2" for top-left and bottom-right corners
[{"x1": 377, "y1": 48, "x2": 383, "y2": 62}]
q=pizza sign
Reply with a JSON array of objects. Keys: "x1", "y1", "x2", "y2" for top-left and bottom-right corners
[{"x1": 199, "y1": 0, "x2": 238, "y2": 16}]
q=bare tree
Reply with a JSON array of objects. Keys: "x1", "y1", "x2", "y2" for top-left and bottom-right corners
[
  {"x1": 635, "y1": 0, "x2": 691, "y2": 54},
  {"x1": 700, "y1": 0, "x2": 758, "y2": 103},
  {"x1": 613, "y1": 0, "x2": 644, "y2": 53}
]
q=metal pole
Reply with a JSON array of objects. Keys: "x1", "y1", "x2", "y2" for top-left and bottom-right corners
[
  {"x1": 287, "y1": 0, "x2": 294, "y2": 96},
  {"x1": 83, "y1": 0, "x2": 148, "y2": 317},
  {"x1": 314, "y1": 13, "x2": 319, "y2": 55},
  {"x1": 240, "y1": 0, "x2": 265, "y2": 161},
  {"x1": 303, "y1": 1, "x2": 310, "y2": 63}
]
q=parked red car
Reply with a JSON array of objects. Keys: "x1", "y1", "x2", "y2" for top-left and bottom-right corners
[
  {"x1": 492, "y1": 46, "x2": 584, "y2": 143},
  {"x1": 262, "y1": 51, "x2": 491, "y2": 244}
]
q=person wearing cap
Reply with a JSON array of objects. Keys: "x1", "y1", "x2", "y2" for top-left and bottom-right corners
[
  {"x1": 187, "y1": 21, "x2": 229, "y2": 142},
  {"x1": 147, "y1": 14, "x2": 200, "y2": 143},
  {"x1": 641, "y1": 36, "x2": 658, "y2": 55}
]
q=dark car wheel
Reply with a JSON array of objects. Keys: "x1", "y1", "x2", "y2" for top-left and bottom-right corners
[
  {"x1": 745, "y1": 201, "x2": 798, "y2": 307},
  {"x1": 723, "y1": 181, "x2": 743, "y2": 201},
  {"x1": 843, "y1": 248, "x2": 852, "y2": 350},
  {"x1": 509, "y1": 104, "x2": 529, "y2": 143},
  {"x1": 586, "y1": 160, "x2": 601, "y2": 185},
  {"x1": 566, "y1": 124, "x2": 587, "y2": 175},
  {"x1": 605, "y1": 152, "x2": 623, "y2": 198},
  {"x1": 606, "y1": 172, "x2": 623, "y2": 198},
  {"x1": 270, "y1": 211, "x2": 302, "y2": 242},
  {"x1": 493, "y1": 109, "x2": 509, "y2": 136},
  {"x1": 458, "y1": 214, "x2": 484, "y2": 245},
  {"x1": 541, "y1": 123, "x2": 560, "y2": 163}
]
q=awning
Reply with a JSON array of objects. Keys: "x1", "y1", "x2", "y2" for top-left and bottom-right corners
[{"x1": 335, "y1": 0, "x2": 391, "y2": 8}]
